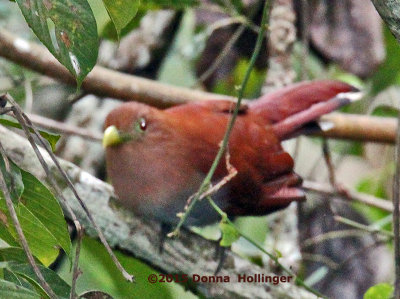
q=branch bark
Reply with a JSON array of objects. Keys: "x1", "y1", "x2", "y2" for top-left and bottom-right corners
[
  {"x1": 0, "y1": 29, "x2": 398, "y2": 144},
  {"x1": 319, "y1": 113, "x2": 397, "y2": 144},
  {"x1": 0, "y1": 30, "x2": 231, "y2": 108},
  {"x1": 371, "y1": 0, "x2": 400, "y2": 43},
  {"x1": 0, "y1": 124, "x2": 317, "y2": 299}
]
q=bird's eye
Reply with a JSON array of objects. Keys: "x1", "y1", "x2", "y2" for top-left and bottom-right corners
[{"x1": 138, "y1": 117, "x2": 147, "y2": 131}]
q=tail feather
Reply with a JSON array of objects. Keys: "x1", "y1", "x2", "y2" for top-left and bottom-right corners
[{"x1": 249, "y1": 80, "x2": 361, "y2": 140}]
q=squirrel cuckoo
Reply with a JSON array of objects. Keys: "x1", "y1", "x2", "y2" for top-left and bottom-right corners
[{"x1": 103, "y1": 80, "x2": 360, "y2": 227}]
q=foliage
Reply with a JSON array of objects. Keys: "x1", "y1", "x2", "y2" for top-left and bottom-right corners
[
  {"x1": 364, "y1": 283, "x2": 394, "y2": 299},
  {"x1": 0, "y1": 157, "x2": 72, "y2": 297},
  {"x1": 15, "y1": 0, "x2": 98, "y2": 87}
]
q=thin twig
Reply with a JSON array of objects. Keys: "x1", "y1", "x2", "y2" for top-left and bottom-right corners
[
  {"x1": 302, "y1": 229, "x2": 369, "y2": 249},
  {"x1": 208, "y1": 16, "x2": 259, "y2": 35},
  {"x1": 334, "y1": 215, "x2": 393, "y2": 238},
  {"x1": 0, "y1": 143, "x2": 57, "y2": 299},
  {"x1": 196, "y1": 2, "x2": 262, "y2": 86},
  {"x1": 70, "y1": 222, "x2": 83, "y2": 299},
  {"x1": 27, "y1": 113, "x2": 103, "y2": 142},
  {"x1": 393, "y1": 110, "x2": 400, "y2": 297},
  {"x1": 196, "y1": 24, "x2": 246, "y2": 85},
  {"x1": 303, "y1": 180, "x2": 394, "y2": 212},
  {"x1": 301, "y1": 253, "x2": 339, "y2": 270},
  {"x1": 199, "y1": 152, "x2": 237, "y2": 200},
  {"x1": 0, "y1": 107, "x2": 12, "y2": 115},
  {"x1": 322, "y1": 140, "x2": 336, "y2": 187},
  {"x1": 299, "y1": 0, "x2": 310, "y2": 81}
]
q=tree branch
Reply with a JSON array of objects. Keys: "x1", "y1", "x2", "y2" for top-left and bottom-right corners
[
  {"x1": 370, "y1": 1, "x2": 400, "y2": 44},
  {"x1": 0, "y1": 30, "x2": 232, "y2": 108},
  {"x1": 319, "y1": 113, "x2": 397, "y2": 144},
  {"x1": 0, "y1": 124, "x2": 318, "y2": 299},
  {"x1": 303, "y1": 180, "x2": 394, "y2": 212}
]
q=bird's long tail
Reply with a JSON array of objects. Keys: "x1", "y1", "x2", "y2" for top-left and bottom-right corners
[{"x1": 248, "y1": 80, "x2": 362, "y2": 140}]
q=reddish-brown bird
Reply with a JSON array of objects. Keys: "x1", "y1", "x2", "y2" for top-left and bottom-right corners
[{"x1": 103, "y1": 80, "x2": 359, "y2": 226}]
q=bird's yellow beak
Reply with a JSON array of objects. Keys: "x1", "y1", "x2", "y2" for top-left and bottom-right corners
[{"x1": 103, "y1": 125, "x2": 122, "y2": 148}]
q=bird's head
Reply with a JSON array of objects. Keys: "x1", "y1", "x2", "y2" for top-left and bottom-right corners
[{"x1": 103, "y1": 102, "x2": 159, "y2": 148}]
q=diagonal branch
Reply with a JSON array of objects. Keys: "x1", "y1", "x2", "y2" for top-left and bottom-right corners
[{"x1": 0, "y1": 29, "x2": 232, "y2": 108}]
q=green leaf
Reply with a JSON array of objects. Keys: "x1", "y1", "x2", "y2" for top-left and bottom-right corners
[
  {"x1": 14, "y1": 204, "x2": 60, "y2": 266},
  {"x1": 0, "y1": 227, "x2": 20, "y2": 247},
  {"x1": 213, "y1": 59, "x2": 266, "y2": 98},
  {"x1": 101, "y1": 9, "x2": 146, "y2": 40},
  {"x1": 231, "y1": 0, "x2": 243, "y2": 13},
  {"x1": 274, "y1": 249, "x2": 282, "y2": 259},
  {"x1": 210, "y1": 0, "x2": 242, "y2": 12},
  {"x1": 103, "y1": 0, "x2": 140, "y2": 39},
  {"x1": 363, "y1": 283, "x2": 393, "y2": 299},
  {"x1": 20, "y1": 170, "x2": 72, "y2": 260},
  {"x1": 144, "y1": 0, "x2": 199, "y2": 9},
  {"x1": 0, "y1": 162, "x2": 71, "y2": 266},
  {"x1": 0, "y1": 279, "x2": 40, "y2": 299},
  {"x1": 219, "y1": 219, "x2": 240, "y2": 247},
  {"x1": 57, "y1": 237, "x2": 180, "y2": 299},
  {"x1": 9, "y1": 263, "x2": 71, "y2": 299},
  {"x1": 3, "y1": 268, "x2": 34, "y2": 292},
  {"x1": 0, "y1": 247, "x2": 41, "y2": 264},
  {"x1": 369, "y1": 87, "x2": 400, "y2": 115},
  {"x1": 15, "y1": 0, "x2": 98, "y2": 86},
  {"x1": 0, "y1": 117, "x2": 60, "y2": 152},
  {"x1": 6, "y1": 272, "x2": 49, "y2": 299}
]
